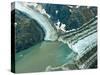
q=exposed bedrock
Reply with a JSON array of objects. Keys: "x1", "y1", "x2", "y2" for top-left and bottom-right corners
[
  {"x1": 43, "y1": 4, "x2": 97, "y2": 30},
  {"x1": 58, "y1": 17, "x2": 97, "y2": 69},
  {"x1": 13, "y1": 2, "x2": 58, "y2": 52},
  {"x1": 15, "y1": 2, "x2": 58, "y2": 41},
  {"x1": 45, "y1": 17, "x2": 97, "y2": 71},
  {"x1": 58, "y1": 17, "x2": 97, "y2": 55},
  {"x1": 13, "y1": 2, "x2": 97, "y2": 69},
  {"x1": 12, "y1": 9, "x2": 46, "y2": 52}
]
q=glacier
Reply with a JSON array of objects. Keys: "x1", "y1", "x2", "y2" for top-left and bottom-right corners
[
  {"x1": 14, "y1": 2, "x2": 97, "y2": 71},
  {"x1": 15, "y1": 2, "x2": 58, "y2": 41}
]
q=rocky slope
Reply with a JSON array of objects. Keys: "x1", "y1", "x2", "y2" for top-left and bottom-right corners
[{"x1": 12, "y1": 2, "x2": 97, "y2": 70}]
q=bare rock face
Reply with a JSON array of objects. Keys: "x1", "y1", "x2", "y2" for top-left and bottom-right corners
[
  {"x1": 43, "y1": 4, "x2": 97, "y2": 70},
  {"x1": 44, "y1": 4, "x2": 97, "y2": 30},
  {"x1": 58, "y1": 17, "x2": 97, "y2": 69},
  {"x1": 12, "y1": 9, "x2": 45, "y2": 52},
  {"x1": 15, "y1": 2, "x2": 58, "y2": 41},
  {"x1": 12, "y1": 2, "x2": 58, "y2": 52},
  {"x1": 12, "y1": 2, "x2": 97, "y2": 71}
]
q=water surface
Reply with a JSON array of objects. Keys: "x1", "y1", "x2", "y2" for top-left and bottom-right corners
[{"x1": 16, "y1": 41, "x2": 75, "y2": 73}]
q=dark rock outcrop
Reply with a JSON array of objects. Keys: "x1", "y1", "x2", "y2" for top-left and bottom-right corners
[
  {"x1": 43, "y1": 4, "x2": 97, "y2": 30},
  {"x1": 12, "y1": 9, "x2": 45, "y2": 52}
]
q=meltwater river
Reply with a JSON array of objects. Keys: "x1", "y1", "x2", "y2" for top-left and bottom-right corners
[
  {"x1": 16, "y1": 41, "x2": 76, "y2": 73},
  {"x1": 15, "y1": 2, "x2": 77, "y2": 73}
]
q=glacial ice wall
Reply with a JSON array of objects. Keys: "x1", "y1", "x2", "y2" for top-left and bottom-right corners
[{"x1": 15, "y1": 2, "x2": 58, "y2": 41}]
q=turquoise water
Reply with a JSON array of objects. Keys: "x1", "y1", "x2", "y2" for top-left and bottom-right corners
[{"x1": 15, "y1": 41, "x2": 75, "y2": 73}]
